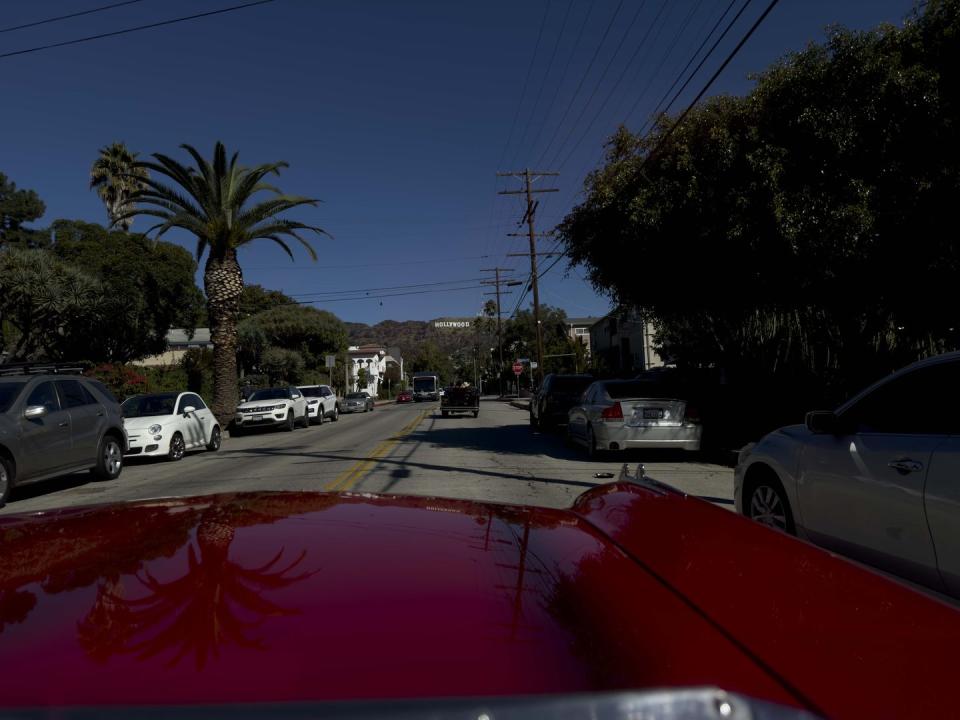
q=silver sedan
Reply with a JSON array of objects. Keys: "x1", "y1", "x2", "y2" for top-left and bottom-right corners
[{"x1": 566, "y1": 379, "x2": 702, "y2": 460}]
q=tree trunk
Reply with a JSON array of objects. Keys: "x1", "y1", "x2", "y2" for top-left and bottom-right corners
[{"x1": 204, "y1": 249, "x2": 244, "y2": 427}]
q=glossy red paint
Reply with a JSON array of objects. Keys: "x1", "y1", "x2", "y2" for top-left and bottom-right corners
[
  {"x1": 0, "y1": 486, "x2": 953, "y2": 715},
  {"x1": 572, "y1": 482, "x2": 960, "y2": 719}
]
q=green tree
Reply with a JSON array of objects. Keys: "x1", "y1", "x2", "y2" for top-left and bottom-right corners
[
  {"x1": 408, "y1": 341, "x2": 454, "y2": 385},
  {"x1": 240, "y1": 284, "x2": 295, "y2": 320},
  {"x1": 558, "y1": 0, "x2": 960, "y2": 401},
  {"x1": 0, "y1": 172, "x2": 48, "y2": 249},
  {"x1": 89, "y1": 142, "x2": 149, "y2": 231},
  {"x1": 50, "y1": 220, "x2": 204, "y2": 361},
  {"x1": 355, "y1": 366, "x2": 368, "y2": 392},
  {"x1": 238, "y1": 304, "x2": 346, "y2": 373},
  {"x1": 260, "y1": 347, "x2": 305, "y2": 385},
  {"x1": 114, "y1": 142, "x2": 328, "y2": 425},
  {"x1": 0, "y1": 249, "x2": 106, "y2": 361}
]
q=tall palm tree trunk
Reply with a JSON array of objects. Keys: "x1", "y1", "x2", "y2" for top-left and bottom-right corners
[{"x1": 204, "y1": 249, "x2": 244, "y2": 425}]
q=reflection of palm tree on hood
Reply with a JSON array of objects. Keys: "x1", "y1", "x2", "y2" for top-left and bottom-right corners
[{"x1": 81, "y1": 509, "x2": 314, "y2": 669}]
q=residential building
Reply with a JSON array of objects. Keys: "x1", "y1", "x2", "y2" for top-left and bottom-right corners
[
  {"x1": 589, "y1": 310, "x2": 663, "y2": 375},
  {"x1": 566, "y1": 316, "x2": 601, "y2": 356},
  {"x1": 137, "y1": 328, "x2": 213, "y2": 367},
  {"x1": 348, "y1": 345, "x2": 388, "y2": 395}
]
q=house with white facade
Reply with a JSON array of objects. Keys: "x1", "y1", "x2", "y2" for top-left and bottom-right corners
[{"x1": 348, "y1": 344, "x2": 388, "y2": 395}]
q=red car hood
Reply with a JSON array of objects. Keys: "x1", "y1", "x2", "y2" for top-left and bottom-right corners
[{"x1": 0, "y1": 484, "x2": 956, "y2": 716}]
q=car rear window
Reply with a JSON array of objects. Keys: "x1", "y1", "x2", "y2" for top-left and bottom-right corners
[
  {"x1": 605, "y1": 381, "x2": 682, "y2": 399},
  {"x1": 550, "y1": 376, "x2": 593, "y2": 393}
]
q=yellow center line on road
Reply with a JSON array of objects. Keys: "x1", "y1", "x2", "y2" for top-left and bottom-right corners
[{"x1": 324, "y1": 408, "x2": 431, "y2": 493}]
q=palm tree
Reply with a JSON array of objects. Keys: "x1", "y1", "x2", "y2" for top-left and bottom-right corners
[
  {"x1": 114, "y1": 142, "x2": 327, "y2": 424},
  {"x1": 89, "y1": 142, "x2": 148, "y2": 230}
]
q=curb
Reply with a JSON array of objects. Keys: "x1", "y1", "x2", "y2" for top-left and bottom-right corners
[{"x1": 509, "y1": 400, "x2": 530, "y2": 411}]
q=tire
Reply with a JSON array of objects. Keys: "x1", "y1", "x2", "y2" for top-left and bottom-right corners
[
  {"x1": 473, "y1": 410, "x2": 479, "y2": 418},
  {"x1": 284, "y1": 410, "x2": 295, "y2": 432},
  {"x1": 442, "y1": 410, "x2": 449, "y2": 418},
  {"x1": 206, "y1": 425, "x2": 222, "y2": 452},
  {"x1": 314, "y1": 408, "x2": 324, "y2": 425},
  {"x1": 167, "y1": 432, "x2": 186, "y2": 462},
  {"x1": 331, "y1": 405, "x2": 340, "y2": 422},
  {"x1": 745, "y1": 474, "x2": 795, "y2": 533},
  {"x1": 231, "y1": 424, "x2": 245, "y2": 438},
  {"x1": 299, "y1": 409, "x2": 310, "y2": 428},
  {"x1": 530, "y1": 413, "x2": 539, "y2": 430},
  {"x1": 92, "y1": 434, "x2": 123, "y2": 480},
  {"x1": 0, "y1": 456, "x2": 13, "y2": 507}
]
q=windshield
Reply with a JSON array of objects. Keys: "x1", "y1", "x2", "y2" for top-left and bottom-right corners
[
  {"x1": 299, "y1": 387, "x2": 321, "y2": 397},
  {"x1": 412, "y1": 377, "x2": 435, "y2": 391},
  {"x1": 249, "y1": 388, "x2": 290, "y2": 401},
  {"x1": 0, "y1": 381, "x2": 27, "y2": 413},
  {"x1": 121, "y1": 394, "x2": 177, "y2": 418},
  {"x1": 346, "y1": 393, "x2": 365, "y2": 399}
]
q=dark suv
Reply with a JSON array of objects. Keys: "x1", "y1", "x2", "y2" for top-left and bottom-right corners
[
  {"x1": 0, "y1": 370, "x2": 127, "y2": 506},
  {"x1": 530, "y1": 373, "x2": 594, "y2": 430}
]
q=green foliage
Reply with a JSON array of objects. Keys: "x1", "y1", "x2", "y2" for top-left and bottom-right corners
[
  {"x1": 50, "y1": 220, "x2": 205, "y2": 362},
  {"x1": 408, "y1": 341, "x2": 454, "y2": 385},
  {"x1": 0, "y1": 172, "x2": 48, "y2": 249},
  {"x1": 355, "y1": 366, "x2": 368, "y2": 391},
  {"x1": 89, "y1": 142, "x2": 148, "y2": 231},
  {"x1": 240, "y1": 284, "x2": 295, "y2": 319},
  {"x1": 0, "y1": 248, "x2": 107, "y2": 361},
  {"x1": 559, "y1": 1, "x2": 960, "y2": 401},
  {"x1": 238, "y1": 304, "x2": 347, "y2": 374},
  {"x1": 260, "y1": 347, "x2": 305, "y2": 385},
  {"x1": 181, "y1": 348, "x2": 214, "y2": 397}
]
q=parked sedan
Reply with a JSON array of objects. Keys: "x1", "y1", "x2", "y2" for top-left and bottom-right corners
[
  {"x1": 122, "y1": 392, "x2": 221, "y2": 461},
  {"x1": 341, "y1": 391, "x2": 374, "y2": 414},
  {"x1": 233, "y1": 386, "x2": 309, "y2": 433},
  {"x1": 567, "y1": 379, "x2": 702, "y2": 459},
  {"x1": 735, "y1": 350, "x2": 960, "y2": 598},
  {"x1": 530, "y1": 373, "x2": 593, "y2": 429},
  {"x1": 396, "y1": 390, "x2": 413, "y2": 403}
]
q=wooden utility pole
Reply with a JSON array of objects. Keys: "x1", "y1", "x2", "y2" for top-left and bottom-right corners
[
  {"x1": 480, "y1": 267, "x2": 521, "y2": 397},
  {"x1": 498, "y1": 169, "x2": 559, "y2": 386}
]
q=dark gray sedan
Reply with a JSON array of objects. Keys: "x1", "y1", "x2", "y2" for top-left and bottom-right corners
[{"x1": 341, "y1": 391, "x2": 375, "y2": 413}]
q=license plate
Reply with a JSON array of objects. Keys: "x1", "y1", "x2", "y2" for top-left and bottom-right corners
[
  {"x1": 253, "y1": 414, "x2": 264, "y2": 421},
  {"x1": 642, "y1": 408, "x2": 664, "y2": 420}
]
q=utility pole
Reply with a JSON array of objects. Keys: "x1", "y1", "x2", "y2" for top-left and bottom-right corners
[
  {"x1": 497, "y1": 169, "x2": 559, "y2": 386},
  {"x1": 480, "y1": 267, "x2": 521, "y2": 397}
]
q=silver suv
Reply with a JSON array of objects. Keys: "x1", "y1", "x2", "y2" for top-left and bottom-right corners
[{"x1": 0, "y1": 371, "x2": 127, "y2": 506}]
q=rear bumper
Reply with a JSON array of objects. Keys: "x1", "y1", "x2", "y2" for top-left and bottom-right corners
[{"x1": 594, "y1": 423, "x2": 702, "y2": 452}]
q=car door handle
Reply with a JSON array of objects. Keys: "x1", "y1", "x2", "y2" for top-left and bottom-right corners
[
  {"x1": 96, "y1": 410, "x2": 104, "y2": 417},
  {"x1": 888, "y1": 458, "x2": 923, "y2": 474},
  {"x1": 58, "y1": 421, "x2": 69, "y2": 428}
]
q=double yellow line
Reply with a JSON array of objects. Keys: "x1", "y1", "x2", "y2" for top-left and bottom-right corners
[{"x1": 324, "y1": 408, "x2": 430, "y2": 493}]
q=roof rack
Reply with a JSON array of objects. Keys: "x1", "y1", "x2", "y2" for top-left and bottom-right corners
[{"x1": 0, "y1": 362, "x2": 89, "y2": 377}]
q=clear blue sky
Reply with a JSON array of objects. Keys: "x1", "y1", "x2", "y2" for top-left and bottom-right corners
[{"x1": 1, "y1": 0, "x2": 916, "y2": 325}]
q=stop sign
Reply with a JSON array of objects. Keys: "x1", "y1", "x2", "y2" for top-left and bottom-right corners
[{"x1": 512, "y1": 362, "x2": 523, "y2": 375}]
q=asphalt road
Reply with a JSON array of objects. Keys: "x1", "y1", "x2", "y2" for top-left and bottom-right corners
[{"x1": 0, "y1": 399, "x2": 734, "y2": 515}]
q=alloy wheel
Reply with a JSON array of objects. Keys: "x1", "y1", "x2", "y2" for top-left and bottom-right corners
[
  {"x1": 104, "y1": 440, "x2": 123, "y2": 475},
  {"x1": 749, "y1": 485, "x2": 788, "y2": 530},
  {"x1": 169, "y1": 434, "x2": 185, "y2": 461}
]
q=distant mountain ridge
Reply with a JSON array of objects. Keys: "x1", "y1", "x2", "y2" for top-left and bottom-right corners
[{"x1": 346, "y1": 318, "x2": 476, "y2": 357}]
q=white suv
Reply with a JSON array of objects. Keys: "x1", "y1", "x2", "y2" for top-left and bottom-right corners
[
  {"x1": 233, "y1": 386, "x2": 308, "y2": 434},
  {"x1": 298, "y1": 385, "x2": 339, "y2": 424}
]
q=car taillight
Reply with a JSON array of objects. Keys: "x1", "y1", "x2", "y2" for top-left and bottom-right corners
[
  {"x1": 685, "y1": 405, "x2": 701, "y2": 423},
  {"x1": 601, "y1": 402, "x2": 623, "y2": 420}
]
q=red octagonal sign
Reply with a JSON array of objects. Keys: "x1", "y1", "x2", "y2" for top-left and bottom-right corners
[{"x1": 512, "y1": 362, "x2": 523, "y2": 375}]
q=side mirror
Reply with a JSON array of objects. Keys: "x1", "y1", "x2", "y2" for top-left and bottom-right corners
[
  {"x1": 182, "y1": 405, "x2": 196, "y2": 415},
  {"x1": 24, "y1": 405, "x2": 48, "y2": 420},
  {"x1": 806, "y1": 410, "x2": 844, "y2": 434}
]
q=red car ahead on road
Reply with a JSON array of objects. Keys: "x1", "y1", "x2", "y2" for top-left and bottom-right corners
[
  {"x1": 1, "y1": 474, "x2": 958, "y2": 717},
  {"x1": 396, "y1": 390, "x2": 413, "y2": 403}
]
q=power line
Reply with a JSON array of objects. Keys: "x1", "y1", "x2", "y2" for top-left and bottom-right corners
[
  {"x1": 247, "y1": 254, "x2": 495, "y2": 271},
  {"x1": 629, "y1": 0, "x2": 740, "y2": 128},
  {"x1": 290, "y1": 278, "x2": 483, "y2": 298},
  {"x1": 0, "y1": 0, "x2": 149, "y2": 33},
  {"x1": 295, "y1": 284, "x2": 490, "y2": 304},
  {"x1": 0, "y1": 0, "x2": 275, "y2": 59},
  {"x1": 533, "y1": 0, "x2": 625, "y2": 170},
  {"x1": 630, "y1": 0, "x2": 753, "y2": 131},
  {"x1": 636, "y1": 0, "x2": 780, "y2": 171}
]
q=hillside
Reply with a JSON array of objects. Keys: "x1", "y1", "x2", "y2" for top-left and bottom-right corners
[{"x1": 346, "y1": 318, "x2": 477, "y2": 357}]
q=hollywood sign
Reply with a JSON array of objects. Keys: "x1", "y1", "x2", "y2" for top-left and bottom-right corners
[{"x1": 434, "y1": 321, "x2": 471, "y2": 328}]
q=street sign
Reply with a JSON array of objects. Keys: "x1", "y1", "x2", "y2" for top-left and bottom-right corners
[
  {"x1": 512, "y1": 362, "x2": 523, "y2": 376},
  {"x1": 530, "y1": 361, "x2": 538, "y2": 369},
  {"x1": 325, "y1": 355, "x2": 336, "y2": 368}
]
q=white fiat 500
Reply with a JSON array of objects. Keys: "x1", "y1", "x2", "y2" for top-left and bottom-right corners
[{"x1": 121, "y1": 392, "x2": 221, "y2": 461}]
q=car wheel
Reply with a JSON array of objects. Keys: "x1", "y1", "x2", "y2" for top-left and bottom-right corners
[
  {"x1": 231, "y1": 423, "x2": 245, "y2": 437},
  {"x1": 284, "y1": 410, "x2": 295, "y2": 431},
  {"x1": 473, "y1": 410, "x2": 479, "y2": 418},
  {"x1": 332, "y1": 406, "x2": 340, "y2": 422},
  {"x1": 0, "y1": 456, "x2": 14, "y2": 507},
  {"x1": 315, "y1": 408, "x2": 324, "y2": 425},
  {"x1": 745, "y1": 476, "x2": 795, "y2": 533},
  {"x1": 586, "y1": 425, "x2": 603, "y2": 461},
  {"x1": 441, "y1": 410, "x2": 449, "y2": 418},
  {"x1": 300, "y1": 409, "x2": 310, "y2": 428},
  {"x1": 206, "y1": 425, "x2": 222, "y2": 451},
  {"x1": 92, "y1": 434, "x2": 123, "y2": 480},
  {"x1": 530, "y1": 413, "x2": 539, "y2": 430},
  {"x1": 167, "y1": 432, "x2": 186, "y2": 462}
]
